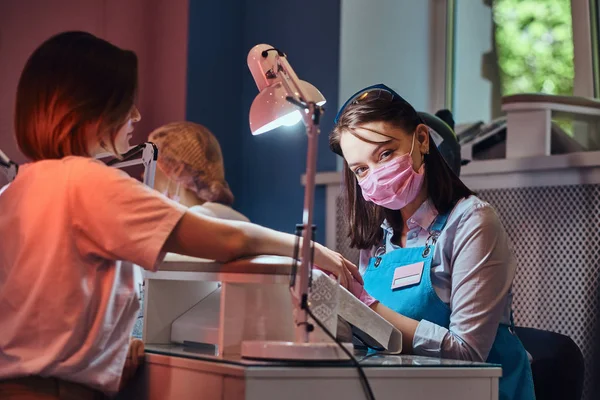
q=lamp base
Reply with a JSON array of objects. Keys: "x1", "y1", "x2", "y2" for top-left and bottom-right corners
[{"x1": 241, "y1": 340, "x2": 353, "y2": 361}]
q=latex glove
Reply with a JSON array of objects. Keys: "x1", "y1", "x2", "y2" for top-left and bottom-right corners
[
  {"x1": 347, "y1": 276, "x2": 378, "y2": 307},
  {"x1": 315, "y1": 266, "x2": 377, "y2": 307}
]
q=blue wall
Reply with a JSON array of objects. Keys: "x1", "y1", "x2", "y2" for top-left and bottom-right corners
[
  {"x1": 186, "y1": 0, "x2": 340, "y2": 244},
  {"x1": 186, "y1": 0, "x2": 245, "y2": 207}
]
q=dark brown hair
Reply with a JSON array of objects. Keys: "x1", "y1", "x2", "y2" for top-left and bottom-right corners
[
  {"x1": 329, "y1": 97, "x2": 474, "y2": 249},
  {"x1": 15, "y1": 31, "x2": 138, "y2": 160}
]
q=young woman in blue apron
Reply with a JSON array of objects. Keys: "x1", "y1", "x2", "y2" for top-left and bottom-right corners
[{"x1": 330, "y1": 84, "x2": 535, "y2": 400}]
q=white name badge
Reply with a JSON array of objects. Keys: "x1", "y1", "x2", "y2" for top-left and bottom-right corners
[{"x1": 391, "y1": 261, "x2": 424, "y2": 290}]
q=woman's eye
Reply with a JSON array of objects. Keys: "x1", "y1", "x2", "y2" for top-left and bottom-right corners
[
  {"x1": 354, "y1": 166, "x2": 367, "y2": 176},
  {"x1": 380, "y1": 150, "x2": 393, "y2": 160}
]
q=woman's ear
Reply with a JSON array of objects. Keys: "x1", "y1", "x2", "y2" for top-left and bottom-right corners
[{"x1": 416, "y1": 124, "x2": 430, "y2": 155}]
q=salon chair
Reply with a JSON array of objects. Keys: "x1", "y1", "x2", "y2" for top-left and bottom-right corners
[{"x1": 514, "y1": 326, "x2": 584, "y2": 400}]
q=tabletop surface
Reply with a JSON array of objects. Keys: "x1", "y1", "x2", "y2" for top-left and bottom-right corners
[{"x1": 145, "y1": 344, "x2": 500, "y2": 369}]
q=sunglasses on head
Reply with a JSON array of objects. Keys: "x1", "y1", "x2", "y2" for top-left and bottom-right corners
[{"x1": 334, "y1": 84, "x2": 422, "y2": 125}]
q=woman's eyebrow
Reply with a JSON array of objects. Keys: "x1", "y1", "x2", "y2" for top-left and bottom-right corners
[{"x1": 370, "y1": 142, "x2": 392, "y2": 158}]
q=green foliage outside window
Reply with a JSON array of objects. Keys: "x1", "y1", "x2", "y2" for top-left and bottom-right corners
[{"x1": 494, "y1": 0, "x2": 574, "y2": 97}]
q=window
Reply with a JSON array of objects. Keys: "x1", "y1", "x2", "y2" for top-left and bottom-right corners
[
  {"x1": 441, "y1": 0, "x2": 600, "y2": 153},
  {"x1": 494, "y1": 0, "x2": 574, "y2": 97},
  {"x1": 451, "y1": 0, "x2": 579, "y2": 124}
]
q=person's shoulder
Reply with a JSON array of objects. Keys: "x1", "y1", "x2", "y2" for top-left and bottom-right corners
[
  {"x1": 64, "y1": 156, "x2": 128, "y2": 183},
  {"x1": 452, "y1": 195, "x2": 494, "y2": 213},
  {"x1": 12, "y1": 157, "x2": 116, "y2": 185},
  {"x1": 62, "y1": 155, "x2": 112, "y2": 171},
  {"x1": 447, "y1": 195, "x2": 501, "y2": 228},
  {"x1": 63, "y1": 156, "x2": 141, "y2": 201}
]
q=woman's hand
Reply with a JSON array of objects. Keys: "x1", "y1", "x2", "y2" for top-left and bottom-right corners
[{"x1": 312, "y1": 243, "x2": 362, "y2": 288}]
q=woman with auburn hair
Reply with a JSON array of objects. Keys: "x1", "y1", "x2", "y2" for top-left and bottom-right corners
[{"x1": 0, "y1": 31, "x2": 359, "y2": 399}]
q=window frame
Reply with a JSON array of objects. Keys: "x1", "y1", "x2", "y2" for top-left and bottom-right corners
[{"x1": 429, "y1": 0, "x2": 600, "y2": 113}]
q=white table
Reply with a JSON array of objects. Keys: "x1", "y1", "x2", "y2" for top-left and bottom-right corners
[
  {"x1": 118, "y1": 346, "x2": 501, "y2": 400},
  {"x1": 134, "y1": 255, "x2": 501, "y2": 399}
]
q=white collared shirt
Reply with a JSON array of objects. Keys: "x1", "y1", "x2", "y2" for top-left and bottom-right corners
[{"x1": 359, "y1": 196, "x2": 516, "y2": 362}]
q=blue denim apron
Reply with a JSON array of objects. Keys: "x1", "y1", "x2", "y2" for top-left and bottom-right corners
[{"x1": 363, "y1": 213, "x2": 535, "y2": 400}]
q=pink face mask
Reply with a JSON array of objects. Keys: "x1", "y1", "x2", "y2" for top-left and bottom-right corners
[{"x1": 357, "y1": 133, "x2": 425, "y2": 210}]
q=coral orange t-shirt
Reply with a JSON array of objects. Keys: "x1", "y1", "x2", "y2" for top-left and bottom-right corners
[{"x1": 0, "y1": 156, "x2": 186, "y2": 394}]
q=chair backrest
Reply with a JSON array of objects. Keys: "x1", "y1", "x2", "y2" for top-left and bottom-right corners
[{"x1": 514, "y1": 326, "x2": 585, "y2": 400}]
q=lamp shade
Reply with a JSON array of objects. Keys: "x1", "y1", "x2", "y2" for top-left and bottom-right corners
[
  {"x1": 247, "y1": 44, "x2": 326, "y2": 135},
  {"x1": 249, "y1": 80, "x2": 325, "y2": 135}
]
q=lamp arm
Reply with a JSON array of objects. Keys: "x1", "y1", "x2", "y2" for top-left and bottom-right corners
[
  {"x1": 274, "y1": 55, "x2": 316, "y2": 127},
  {"x1": 142, "y1": 142, "x2": 158, "y2": 188},
  {"x1": 0, "y1": 148, "x2": 11, "y2": 166},
  {"x1": 270, "y1": 53, "x2": 325, "y2": 344},
  {"x1": 7, "y1": 163, "x2": 18, "y2": 182},
  {"x1": 292, "y1": 110, "x2": 319, "y2": 343},
  {"x1": 0, "y1": 148, "x2": 18, "y2": 182}
]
